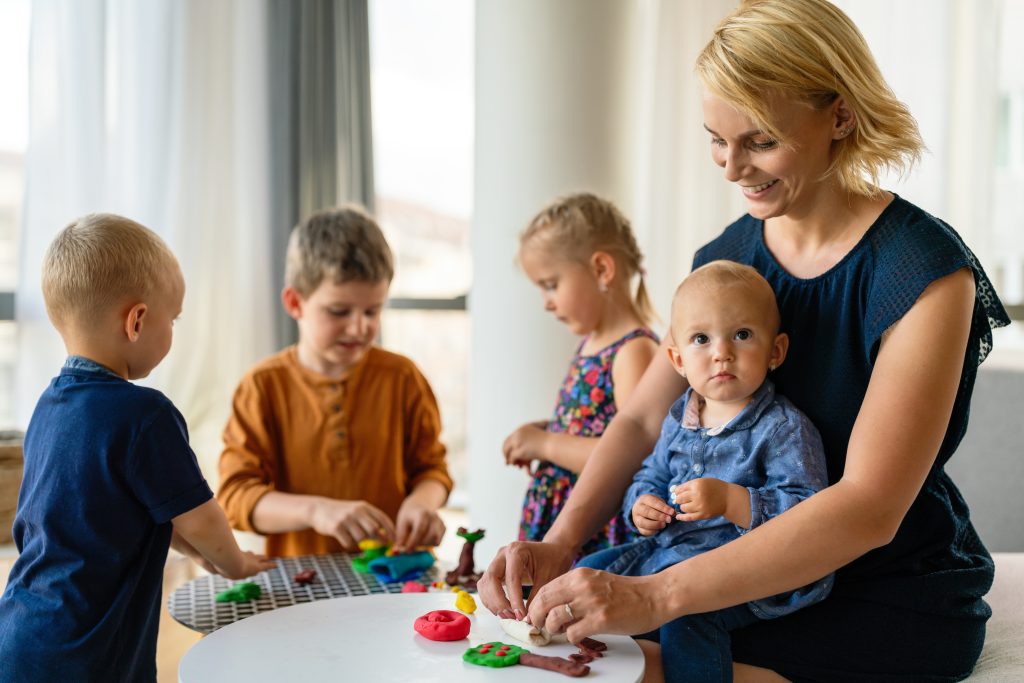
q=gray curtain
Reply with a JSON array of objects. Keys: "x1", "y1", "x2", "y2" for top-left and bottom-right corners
[{"x1": 267, "y1": 0, "x2": 375, "y2": 348}]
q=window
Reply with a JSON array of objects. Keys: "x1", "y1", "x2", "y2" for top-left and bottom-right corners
[
  {"x1": 369, "y1": 0, "x2": 474, "y2": 503},
  {"x1": 0, "y1": 0, "x2": 30, "y2": 429}
]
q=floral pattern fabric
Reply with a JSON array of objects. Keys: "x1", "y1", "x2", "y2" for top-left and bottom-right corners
[{"x1": 518, "y1": 328, "x2": 659, "y2": 559}]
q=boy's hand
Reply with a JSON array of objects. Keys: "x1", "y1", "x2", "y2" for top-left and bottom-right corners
[
  {"x1": 671, "y1": 478, "x2": 751, "y2": 527},
  {"x1": 394, "y1": 498, "x2": 446, "y2": 552},
  {"x1": 630, "y1": 494, "x2": 676, "y2": 536},
  {"x1": 502, "y1": 421, "x2": 549, "y2": 469},
  {"x1": 310, "y1": 499, "x2": 396, "y2": 551}
]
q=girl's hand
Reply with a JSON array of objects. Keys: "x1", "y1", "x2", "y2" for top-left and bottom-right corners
[
  {"x1": 527, "y1": 568, "x2": 666, "y2": 644},
  {"x1": 631, "y1": 493, "x2": 675, "y2": 536},
  {"x1": 309, "y1": 498, "x2": 396, "y2": 551},
  {"x1": 394, "y1": 498, "x2": 446, "y2": 551},
  {"x1": 477, "y1": 540, "x2": 575, "y2": 619},
  {"x1": 502, "y1": 421, "x2": 549, "y2": 468}
]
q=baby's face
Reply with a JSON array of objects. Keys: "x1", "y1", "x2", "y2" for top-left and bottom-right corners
[{"x1": 669, "y1": 285, "x2": 783, "y2": 405}]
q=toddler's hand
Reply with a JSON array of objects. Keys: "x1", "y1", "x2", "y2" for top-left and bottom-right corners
[
  {"x1": 502, "y1": 421, "x2": 549, "y2": 469},
  {"x1": 631, "y1": 494, "x2": 675, "y2": 536},
  {"x1": 310, "y1": 498, "x2": 396, "y2": 551},
  {"x1": 218, "y1": 551, "x2": 276, "y2": 580},
  {"x1": 671, "y1": 478, "x2": 730, "y2": 522},
  {"x1": 394, "y1": 499, "x2": 446, "y2": 551}
]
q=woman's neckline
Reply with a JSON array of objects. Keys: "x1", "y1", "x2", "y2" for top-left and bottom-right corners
[{"x1": 755, "y1": 193, "x2": 902, "y2": 283}]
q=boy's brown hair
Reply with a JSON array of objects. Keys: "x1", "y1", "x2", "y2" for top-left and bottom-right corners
[
  {"x1": 42, "y1": 213, "x2": 178, "y2": 330},
  {"x1": 285, "y1": 204, "x2": 394, "y2": 296}
]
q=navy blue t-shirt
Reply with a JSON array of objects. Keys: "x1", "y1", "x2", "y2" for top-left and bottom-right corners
[
  {"x1": 692, "y1": 195, "x2": 1010, "y2": 617},
  {"x1": 0, "y1": 358, "x2": 212, "y2": 682}
]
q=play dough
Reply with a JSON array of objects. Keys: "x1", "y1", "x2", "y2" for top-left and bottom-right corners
[
  {"x1": 462, "y1": 642, "x2": 526, "y2": 668},
  {"x1": 215, "y1": 582, "x2": 262, "y2": 603},
  {"x1": 413, "y1": 610, "x2": 471, "y2": 641},
  {"x1": 499, "y1": 618, "x2": 569, "y2": 646}
]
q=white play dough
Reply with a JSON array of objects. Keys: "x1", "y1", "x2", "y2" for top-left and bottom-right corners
[{"x1": 498, "y1": 618, "x2": 570, "y2": 646}]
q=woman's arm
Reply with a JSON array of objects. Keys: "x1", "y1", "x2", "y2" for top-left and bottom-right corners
[
  {"x1": 478, "y1": 337, "x2": 686, "y2": 615},
  {"x1": 545, "y1": 339, "x2": 685, "y2": 553},
  {"x1": 530, "y1": 268, "x2": 976, "y2": 640}
]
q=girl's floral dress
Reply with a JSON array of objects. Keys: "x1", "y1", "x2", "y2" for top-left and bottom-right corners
[{"x1": 518, "y1": 328, "x2": 659, "y2": 559}]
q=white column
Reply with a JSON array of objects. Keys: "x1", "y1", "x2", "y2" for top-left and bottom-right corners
[{"x1": 467, "y1": 0, "x2": 639, "y2": 560}]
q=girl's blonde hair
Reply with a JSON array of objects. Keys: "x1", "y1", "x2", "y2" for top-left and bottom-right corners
[
  {"x1": 520, "y1": 192, "x2": 657, "y2": 326},
  {"x1": 695, "y1": 0, "x2": 924, "y2": 197}
]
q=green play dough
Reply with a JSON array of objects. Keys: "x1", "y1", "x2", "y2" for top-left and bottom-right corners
[
  {"x1": 352, "y1": 546, "x2": 388, "y2": 573},
  {"x1": 462, "y1": 641, "x2": 527, "y2": 668},
  {"x1": 215, "y1": 582, "x2": 262, "y2": 602}
]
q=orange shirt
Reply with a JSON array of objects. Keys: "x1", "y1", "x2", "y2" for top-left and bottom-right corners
[{"x1": 217, "y1": 345, "x2": 452, "y2": 557}]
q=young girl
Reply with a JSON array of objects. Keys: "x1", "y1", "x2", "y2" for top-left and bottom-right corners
[{"x1": 504, "y1": 192, "x2": 659, "y2": 557}]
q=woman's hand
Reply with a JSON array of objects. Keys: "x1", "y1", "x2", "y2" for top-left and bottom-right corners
[
  {"x1": 527, "y1": 568, "x2": 666, "y2": 643},
  {"x1": 631, "y1": 493, "x2": 676, "y2": 536},
  {"x1": 502, "y1": 421, "x2": 550, "y2": 469},
  {"x1": 477, "y1": 540, "x2": 575, "y2": 619}
]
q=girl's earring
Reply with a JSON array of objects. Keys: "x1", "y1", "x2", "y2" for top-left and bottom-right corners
[
  {"x1": 769, "y1": 363, "x2": 777, "y2": 372},
  {"x1": 598, "y1": 281, "x2": 609, "y2": 293}
]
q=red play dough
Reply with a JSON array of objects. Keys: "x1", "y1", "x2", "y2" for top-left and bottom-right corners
[{"x1": 413, "y1": 610, "x2": 471, "y2": 641}]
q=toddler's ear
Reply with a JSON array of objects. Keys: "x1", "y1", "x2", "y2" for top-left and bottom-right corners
[
  {"x1": 124, "y1": 303, "x2": 147, "y2": 342},
  {"x1": 281, "y1": 286, "x2": 304, "y2": 321}
]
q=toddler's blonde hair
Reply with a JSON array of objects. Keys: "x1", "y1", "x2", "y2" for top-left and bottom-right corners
[
  {"x1": 285, "y1": 204, "x2": 394, "y2": 296},
  {"x1": 695, "y1": 0, "x2": 924, "y2": 197},
  {"x1": 520, "y1": 192, "x2": 657, "y2": 325},
  {"x1": 673, "y1": 260, "x2": 780, "y2": 337},
  {"x1": 42, "y1": 213, "x2": 179, "y2": 331}
]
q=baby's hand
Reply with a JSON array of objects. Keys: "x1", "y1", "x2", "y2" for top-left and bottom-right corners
[
  {"x1": 394, "y1": 499, "x2": 446, "y2": 551},
  {"x1": 310, "y1": 499, "x2": 396, "y2": 551},
  {"x1": 671, "y1": 478, "x2": 731, "y2": 522},
  {"x1": 630, "y1": 494, "x2": 675, "y2": 536},
  {"x1": 502, "y1": 421, "x2": 549, "y2": 469}
]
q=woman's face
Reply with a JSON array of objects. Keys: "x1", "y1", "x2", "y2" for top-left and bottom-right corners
[{"x1": 702, "y1": 91, "x2": 841, "y2": 221}]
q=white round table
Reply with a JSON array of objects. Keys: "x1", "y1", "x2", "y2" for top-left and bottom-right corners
[{"x1": 179, "y1": 592, "x2": 645, "y2": 682}]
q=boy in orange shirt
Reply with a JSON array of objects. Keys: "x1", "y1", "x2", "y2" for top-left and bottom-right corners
[{"x1": 217, "y1": 206, "x2": 452, "y2": 557}]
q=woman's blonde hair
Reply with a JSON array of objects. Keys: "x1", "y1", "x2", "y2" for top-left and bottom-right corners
[
  {"x1": 695, "y1": 0, "x2": 924, "y2": 197},
  {"x1": 520, "y1": 192, "x2": 657, "y2": 326},
  {"x1": 42, "y1": 213, "x2": 179, "y2": 330}
]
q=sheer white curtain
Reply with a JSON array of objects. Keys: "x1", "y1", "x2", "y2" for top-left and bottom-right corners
[{"x1": 17, "y1": 0, "x2": 277, "y2": 476}]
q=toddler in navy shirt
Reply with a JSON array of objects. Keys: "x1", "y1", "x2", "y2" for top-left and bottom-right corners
[{"x1": 0, "y1": 213, "x2": 274, "y2": 682}]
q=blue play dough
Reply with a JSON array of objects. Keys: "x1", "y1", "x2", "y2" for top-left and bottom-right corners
[{"x1": 368, "y1": 551, "x2": 435, "y2": 582}]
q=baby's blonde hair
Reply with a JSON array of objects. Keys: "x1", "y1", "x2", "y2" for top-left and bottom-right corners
[
  {"x1": 673, "y1": 260, "x2": 780, "y2": 337},
  {"x1": 519, "y1": 192, "x2": 657, "y2": 326},
  {"x1": 695, "y1": 0, "x2": 924, "y2": 197},
  {"x1": 285, "y1": 204, "x2": 394, "y2": 296},
  {"x1": 42, "y1": 213, "x2": 179, "y2": 331}
]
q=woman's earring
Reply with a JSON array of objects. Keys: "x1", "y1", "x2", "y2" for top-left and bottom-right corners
[
  {"x1": 837, "y1": 125, "x2": 855, "y2": 138},
  {"x1": 769, "y1": 363, "x2": 777, "y2": 372},
  {"x1": 598, "y1": 282, "x2": 609, "y2": 293}
]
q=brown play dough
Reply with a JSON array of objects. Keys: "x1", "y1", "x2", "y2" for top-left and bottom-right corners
[{"x1": 519, "y1": 652, "x2": 591, "y2": 678}]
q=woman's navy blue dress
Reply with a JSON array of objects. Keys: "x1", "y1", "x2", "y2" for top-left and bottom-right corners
[{"x1": 692, "y1": 195, "x2": 1010, "y2": 682}]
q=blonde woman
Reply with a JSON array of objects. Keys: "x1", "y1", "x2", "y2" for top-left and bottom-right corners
[{"x1": 479, "y1": 1, "x2": 1010, "y2": 681}]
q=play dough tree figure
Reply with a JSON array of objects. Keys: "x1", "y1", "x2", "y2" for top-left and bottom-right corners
[{"x1": 445, "y1": 527, "x2": 485, "y2": 589}]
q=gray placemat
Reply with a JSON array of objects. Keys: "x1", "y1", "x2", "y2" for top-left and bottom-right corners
[{"x1": 167, "y1": 552, "x2": 440, "y2": 634}]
